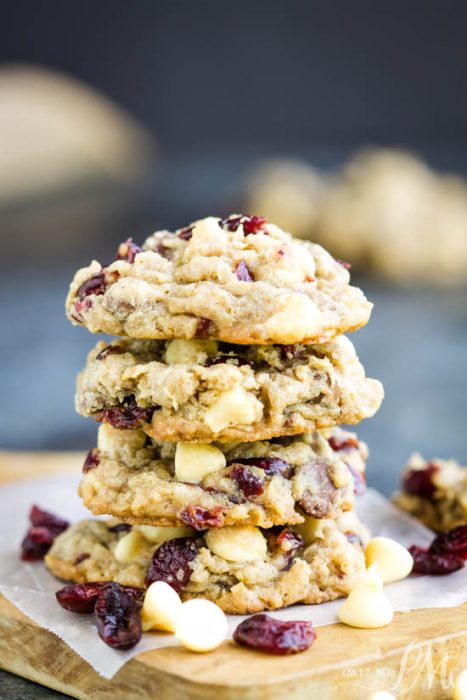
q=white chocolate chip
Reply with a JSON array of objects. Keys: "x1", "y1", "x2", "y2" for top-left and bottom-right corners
[
  {"x1": 258, "y1": 294, "x2": 323, "y2": 343},
  {"x1": 138, "y1": 525, "x2": 195, "y2": 543},
  {"x1": 453, "y1": 669, "x2": 467, "y2": 700},
  {"x1": 191, "y1": 216, "x2": 223, "y2": 241},
  {"x1": 205, "y1": 525, "x2": 267, "y2": 562},
  {"x1": 338, "y1": 566, "x2": 393, "y2": 629},
  {"x1": 174, "y1": 442, "x2": 226, "y2": 483},
  {"x1": 97, "y1": 424, "x2": 116, "y2": 452},
  {"x1": 365, "y1": 537, "x2": 414, "y2": 583},
  {"x1": 97, "y1": 423, "x2": 147, "y2": 452},
  {"x1": 141, "y1": 581, "x2": 182, "y2": 633},
  {"x1": 204, "y1": 387, "x2": 262, "y2": 433},
  {"x1": 114, "y1": 529, "x2": 143, "y2": 563},
  {"x1": 294, "y1": 517, "x2": 332, "y2": 545},
  {"x1": 175, "y1": 599, "x2": 227, "y2": 652},
  {"x1": 165, "y1": 339, "x2": 218, "y2": 365},
  {"x1": 271, "y1": 244, "x2": 316, "y2": 285}
]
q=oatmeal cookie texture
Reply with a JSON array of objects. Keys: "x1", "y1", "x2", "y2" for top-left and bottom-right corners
[
  {"x1": 78, "y1": 424, "x2": 367, "y2": 528},
  {"x1": 65, "y1": 215, "x2": 372, "y2": 344},
  {"x1": 393, "y1": 453, "x2": 467, "y2": 532},
  {"x1": 75, "y1": 336, "x2": 383, "y2": 442},
  {"x1": 45, "y1": 516, "x2": 366, "y2": 614}
]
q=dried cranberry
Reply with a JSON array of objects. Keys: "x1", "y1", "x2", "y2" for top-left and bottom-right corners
[
  {"x1": 234, "y1": 614, "x2": 315, "y2": 655},
  {"x1": 429, "y1": 526, "x2": 467, "y2": 561},
  {"x1": 109, "y1": 523, "x2": 132, "y2": 534},
  {"x1": 74, "y1": 553, "x2": 90, "y2": 565},
  {"x1": 219, "y1": 215, "x2": 267, "y2": 235},
  {"x1": 116, "y1": 238, "x2": 143, "y2": 263},
  {"x1": 82, "y1": 448, "x2": 100, "y2": 473},
  {"x1": 96, "y1": 395, "x2": 154, "y2": 430},
  {"x1": 178, "y1": 226, "x2": 194, "y2": 240},
  {"x1": 29, "y1": 505, "x2": 69, "y2": 532},
  {"x1": 20, "y1": 506, "x2": 69, "y2": 561},
  {"x1": 155, "y1": 240, "x2": 173, "y2": 259},
  {"x1": 403, "y1": 464, "x2": 439, "y2": 498},
  {"x1": 71, "y1": 297, "x2": 93, "y2": 322},
  {"x1": 235, "y1": 260, "x2": 255, "y2": 281},
  {"x1": 279, "y1": 345, "x2": 301, "y2": 362},
  {"x1": 408, "y1": 545, "x2": 464, "y2": 575},
  {"x1": 347, "y1": 464, "x2": 366, "y2": 496},
  {"x1": 180, "y1": 506, "x2": 225, "y2": 530},
  {"x1": 230, "y1": 465, "x2": 265, "y2": 497},
  {"x1": 77, "y1": 272, "x2": 106, "y2": 301},
  {"x1": 336, "y1": 258, "x2": 351, "y2": 270},
  {"x1": 276, "y1": 528, "x2": 304, "y2": 553},
  {"x1": 195, "y1": 317, "x2": 216, "y2": 338},
  {"x1": 20, "y1": 535, "x2": 50, "y2": 561},
  {"x1": 228, "y1": 457, "x2": 292, "y2": 479},
  {"x1": 145, "y1": 537, "x2": 198, "y2": 592},
  {"x1": 219, "y1": 215, "x2": 243, "y2": 231},
  {"x1": 96, "y1": 344, "x2": 124, "y2": 361},
  {"x1": 94, "y1": 582, "x2": 143, "y2": 650},
  {"x1": 56, "y1": 582, "x2": 109, "y2": 613},
  {"x1": 205, "y1": 354, "x2": 250, "y2": 367},
  {"x1": 26, "y1": 526, "x2": 56, "y2": 545},
  {"x1": 328, "y1": 435, "x2": 360, "y2": 452},
  {"x1": 242, "y1": 216, "x2": 267, "y2": 235}
]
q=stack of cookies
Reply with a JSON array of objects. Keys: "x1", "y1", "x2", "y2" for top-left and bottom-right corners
[{"x1": 46, "y1": 214, "x2": 383, "y2": 614}]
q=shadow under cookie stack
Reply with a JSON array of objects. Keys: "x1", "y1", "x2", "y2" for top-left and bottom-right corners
[{"x1": 46, "y1": 214, "x2": 384, "y2": 615}]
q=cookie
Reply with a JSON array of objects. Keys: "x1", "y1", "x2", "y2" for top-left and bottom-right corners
[
  {"x1": 65, "y1": 215, "x2": 372, "y2": 344},
  {"x1": 78, "y1": 424, "x2": 367, "y2": 528},
  {"x1": 75, "y1": 336, "x2": 383, "y2": 442},
  {"x1": 314, "y1": 149, "x2": 467, "y2": 286},
  {"x1": 393, "y1": 453, "x2": 467, "y2": 532},
  {"x1": 45, "y1": 515, "x2": 367, "y2": 614},
  {"x1": 244, "y1": 159, "x2": 324, "y2": 239}
]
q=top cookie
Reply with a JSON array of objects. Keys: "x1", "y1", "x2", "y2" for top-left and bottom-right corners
[{"x1": 66, "y1": 215, "x2": 372, "y2": 344}]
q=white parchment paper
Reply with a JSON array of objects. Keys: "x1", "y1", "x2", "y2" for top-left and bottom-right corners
[{"x1": 0, "y1": 474, "x2": 466, "y2": 678}]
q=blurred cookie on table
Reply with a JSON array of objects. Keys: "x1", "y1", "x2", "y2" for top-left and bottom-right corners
[
  {"x1": 244, "y1": 159, "x2": 324, "y2": 240},
  {"x1": 0, "y1": 63, "x2": 154, "y2": 204},
  {"x1": 316, "y1": 148, "x2": 467, "y2": 286},
  {"x1": 243, "y1": 149, "x2": 467, "y2": 286},
  {"x1": 393, "y1": 453, "x2": 467, "y2": 532}
]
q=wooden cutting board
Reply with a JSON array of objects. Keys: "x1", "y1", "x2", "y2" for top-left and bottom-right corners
[{"x1": 0, "y1": 451, "x2": 466, "y2": 700}]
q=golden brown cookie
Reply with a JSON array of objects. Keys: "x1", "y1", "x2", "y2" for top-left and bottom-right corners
[
  {"x1": 46, "y1": 515, "x2": 366, "y2": 614},
  {"x1": 78, "y1": 424, "x2": 367, "y2": 528},
  {"x1": 66, "y1": 215, "x2": 372, "y2": 344},
  {"x1": 76, "y1": 336, "x2": 383, "y2": 442}
]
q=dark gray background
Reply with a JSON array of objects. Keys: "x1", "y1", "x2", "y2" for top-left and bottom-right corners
[
  {"x1": 3, "y1": 0, "x2": 467, "y2": 150},
  {"x1": 0, "y1": 3, "x2": 467, "y2": 695}
]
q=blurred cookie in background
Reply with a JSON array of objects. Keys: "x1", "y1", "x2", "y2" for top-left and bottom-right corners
[
  {"x1": 316, "y1": 148, "x2": 467, "y2": 286},
  {"x1": 393, "y1": 453, "x2": 467, "y2": 532},
  {"x1": 0, "y1": 63, "x2": 154, "y2": 203},
  {"x1": 243, "y1": 150, "x2": 467, "y2": 286},
  {"x1": 244, "y1": 159, "x2": 324, "y2": 240},
  {"x1": 0, "y1": 64, "x2": 156, "y2": 265}
]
